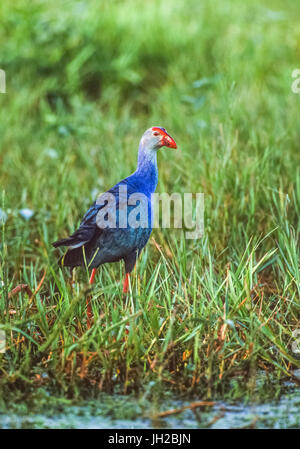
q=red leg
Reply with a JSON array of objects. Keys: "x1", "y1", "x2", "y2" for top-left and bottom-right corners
[
  {"x1": 123, "y1": 272, "x2": 130, "y2": 293},
  {"x1": 89, "y1": 268, "x2": 97, "y2": 285},
  {"x1": 86, "y1": 268, "x2": 97, "y2": 328},
  {"x1": 122, "y1": 272, "x2": 131, "y2": 335}
]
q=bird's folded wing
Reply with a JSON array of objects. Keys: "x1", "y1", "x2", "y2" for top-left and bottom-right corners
[{"x1": 52, "y1": 181, "x2": 137, "y2": 248}]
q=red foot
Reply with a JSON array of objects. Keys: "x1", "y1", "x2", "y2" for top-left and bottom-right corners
[{"x1": 123, "y1": 273, "x2": 130, "y2": 293}]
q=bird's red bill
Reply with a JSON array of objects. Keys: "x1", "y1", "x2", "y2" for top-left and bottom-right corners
[{"x1": 152, "y1": 127, "x2": 177, "y2": 149}]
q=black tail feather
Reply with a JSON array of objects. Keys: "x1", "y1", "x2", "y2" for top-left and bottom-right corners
[
  {"x1": 58, "y1": 247, "x2": 86, "y2": 267},
  {"x1": 52, "y1": 237, "x2": 79, "y2": 248},
  {"x1": 53, "y1": 230, "x2": 100, "y2": 269}
]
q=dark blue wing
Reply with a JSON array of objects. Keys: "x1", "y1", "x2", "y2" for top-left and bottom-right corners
[{"x1": 52, "y1": 179, "x2": 141, "y2": 248}]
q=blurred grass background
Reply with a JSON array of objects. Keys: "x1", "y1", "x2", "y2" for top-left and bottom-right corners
[{"x1": 0, "y1": 0, "x2": 299, "y2": 401}]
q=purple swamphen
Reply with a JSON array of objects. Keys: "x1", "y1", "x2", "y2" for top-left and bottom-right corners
[{"x1": 52, "y1": 127, "x2": 177, "y2": 324}]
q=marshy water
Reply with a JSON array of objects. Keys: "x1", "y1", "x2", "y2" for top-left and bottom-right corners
[{"x1": 1, "y1": 371, "x2": 299, "y2": 429}]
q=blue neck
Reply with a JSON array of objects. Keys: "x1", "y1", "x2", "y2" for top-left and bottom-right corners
[{"x1": 135, "y1": 141, "x2": 158, "y2": 193}]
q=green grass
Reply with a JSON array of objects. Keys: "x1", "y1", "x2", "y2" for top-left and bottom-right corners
[{"x1": 0, "y1": 0, "x2": 299, "y2": 403}]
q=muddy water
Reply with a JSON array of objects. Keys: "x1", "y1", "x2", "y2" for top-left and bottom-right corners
[{"x1": 1, "y1": 372, "x2": 299, "y2": 429}]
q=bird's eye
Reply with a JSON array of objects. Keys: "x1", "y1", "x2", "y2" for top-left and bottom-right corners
[{"x1": 153, "y1": 132, "x2": 160, "y2": 136}]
